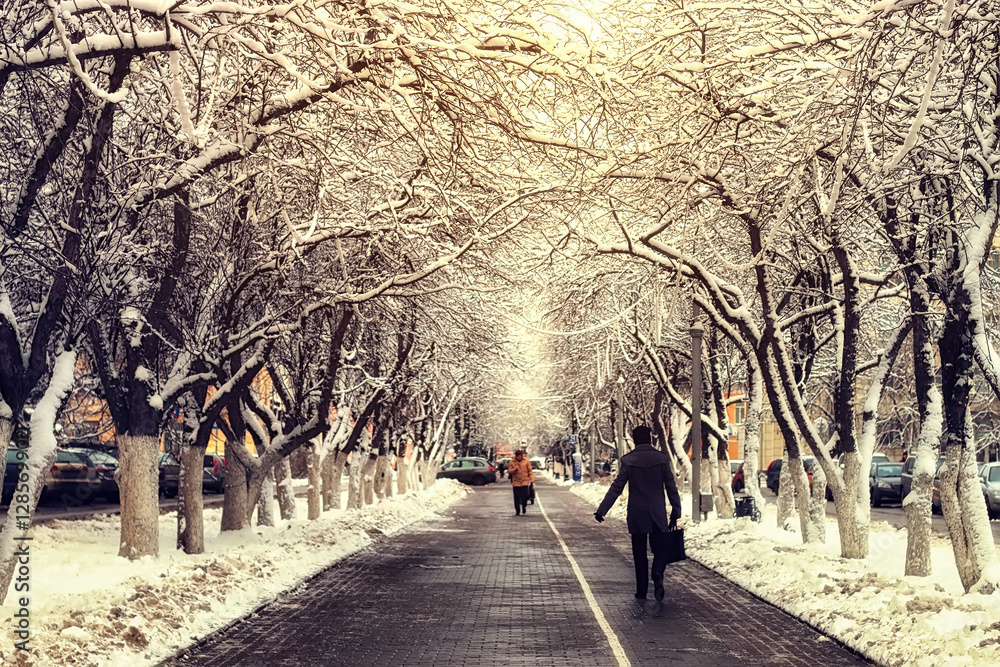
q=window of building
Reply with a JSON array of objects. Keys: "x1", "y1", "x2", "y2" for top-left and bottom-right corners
[{"x1": 734, "y1": 403, "x2": 746, "y2": 425}]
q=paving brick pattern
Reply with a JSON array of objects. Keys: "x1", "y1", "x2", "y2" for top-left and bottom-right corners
[{"x1": 162, "y1": 481, "x2": 870, "y2": 667}]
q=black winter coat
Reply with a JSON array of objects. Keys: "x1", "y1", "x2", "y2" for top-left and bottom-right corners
[{"x1": 596, "y1": 444, "x2": 682, "y2": 534}]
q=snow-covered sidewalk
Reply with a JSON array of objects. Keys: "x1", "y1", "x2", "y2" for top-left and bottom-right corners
[
  {"x1": 572, "y1": 480, "x2": 1000, "y2": 667},
  {"x1": 0, "y1": 482, "x2": 470, "y2": 666}
]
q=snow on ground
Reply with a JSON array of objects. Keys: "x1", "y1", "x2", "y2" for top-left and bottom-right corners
[
  {"x1": 0, "y1": 481, "x2": 470, "y2": 666},
  {"x1": 572, "y1": 480, "x2": 1000, "y2": 667}
]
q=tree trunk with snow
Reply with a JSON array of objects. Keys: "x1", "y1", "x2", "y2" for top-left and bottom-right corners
[
  {"x1": 256, "y1": 469, "x2": 275, "y2": 527},
  {"x1": 938, "y1": 301, "x2": 998, "y2": 592},
  {"x1": 321, "y1": 449, "x2": 335, "y2": 511},
  {"x1": 808, "y1": 462, "x2": 827, "y2": 544},
  {"x1": 742, "y1": 366, "x2": 765, "y2": 505},
  {"x1": 903, "y1": 283, "x2": 941, "y2": 576},
  {"x1": 0, "y1": 447, "x2": 53, "y2": 604},
  {"x1": 397, "y1": 452, "x2": 410, "y2": 495},
  {"x1": 307, "y1": 444, "x2": 321, "y2": 520},
  {"x1": 0, "y1": 420, "x2": 13, "y2": 498},
  {"x1": 117, "y1": 434, "x2": 161, "y2": 559},
  {"x1": 785, "y1": 455, "x2": 820, "y2": 543},
  {"x1": 776, "y1": 451, "x2": 795, "y2": 529},
  {"x1": 347, "y1": 452, "x2": 364, "y2": 510},
  {"x1": 221, "y1": 450, "x2": 250, "y2": 531},
  {"x1": 326, "y1": 450, "x2": 348, "y2": 510},
  {"x1": 362, "y1": 454, "x2": 378, "y2": 506},
  {"x1": 178, "y1": 444, "x2": 206, "y2": 554},
  {"x1": 374, "y1": 454, "x2": 391, "y2": 500},
  {"x1": 420, "y1": 456, "x2": 435, "y2": 490},
  {"x1": 274, "y1": 457, "x2": 297, "y2": 521}
]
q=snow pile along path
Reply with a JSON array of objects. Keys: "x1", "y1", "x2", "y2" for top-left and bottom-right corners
[
  {"x1": 0, "y1": 481, "x2": 470, "y2": 666},
  {"x1": 572, "y1": 481, "x2": 1000, "y2": 667}
]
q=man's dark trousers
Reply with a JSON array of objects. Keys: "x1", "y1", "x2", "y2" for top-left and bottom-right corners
[
  {"x1": 631, "y1": 529, "x2": 669, "y2": 597},
  {"x1": 512, "y1": 486, "x2": 530, "y2": 513}
]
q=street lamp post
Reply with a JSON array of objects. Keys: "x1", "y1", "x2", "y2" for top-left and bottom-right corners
[{"x1": 690, "y1": 301, "x2": 704, "y2": 523}]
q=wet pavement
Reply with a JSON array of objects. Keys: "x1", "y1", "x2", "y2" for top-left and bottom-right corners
[{"x1": 161, "y1": 479, "x2": 870, "y2": 666}]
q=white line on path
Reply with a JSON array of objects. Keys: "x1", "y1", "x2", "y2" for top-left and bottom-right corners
[{"x1": 537, "y1": 497, "x2": 632, "y2": 667}]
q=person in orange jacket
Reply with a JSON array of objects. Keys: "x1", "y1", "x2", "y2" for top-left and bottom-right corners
[{"x1": 507, "y1": 449, "x2": 535, "y2": 515}]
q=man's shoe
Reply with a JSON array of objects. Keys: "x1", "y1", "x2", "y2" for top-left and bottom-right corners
[
  {"x1": 634, "y1": 593, "x2": 646, "y2": 600},
  {"x1": 653, "y1": 573, "x2": 665, "y2": 602}
]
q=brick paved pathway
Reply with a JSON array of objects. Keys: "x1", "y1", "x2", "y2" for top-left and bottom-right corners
[{"x1": 162, "y1": 480, "x2": 870, "y2": 667}]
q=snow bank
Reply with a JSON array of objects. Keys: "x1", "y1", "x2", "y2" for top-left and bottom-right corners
[{"x1": 0, "y1": 481, "x2": 470, "y2": 666}]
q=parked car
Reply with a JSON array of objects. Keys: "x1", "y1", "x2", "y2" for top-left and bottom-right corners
[
  {"x1": 158, "y1": 453, "x2": 180, "y2": 497},
  {"x1": 436, "y1": 457, "x2": 497, "y2": 486},
  {"x1": 765, "y1": 457, "x2": 816, "y2": 494},
  {"x1": 157, "y1": 452, "x2": 226, "y2": 496},
  {"x1": 731, "y1": 461, "x2": 745, "y2": 492},
  {"x1": 838, "y1": 452, "x2": 890, "y2": 469},
  {"x1": 204, "y1": 453, "x2": 226, "y2": 493},
  {"x1": 869, "y1": 462, "x2": 904, "y2": 506},
  {"x1": 826, "y1": 453, "x2": 893, "y2": 500},
  {"x1": 980, "y1": 462, "x2": 1000, "y2": 520},
  {"x1": 65, "y1": 448, "x2": 119, "y2": 502},
  {"x1": 530, "y1": 456, "x2": 547, "y2": 470},
  {"x1": 43, "y1": 449, "x2": 98, "y2": 505}
]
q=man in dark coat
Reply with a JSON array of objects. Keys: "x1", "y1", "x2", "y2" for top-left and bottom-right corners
[{"x1": 594, "y1": 425, "x2": 682, "y2": 601}]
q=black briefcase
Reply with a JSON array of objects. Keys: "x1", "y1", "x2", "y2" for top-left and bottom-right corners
[
  {"x1": 527, "y1": 483, "x2": 536, "y2": 504},
  {"x1": 664, "y1": 528, "x2": 686, "y2": 564}
]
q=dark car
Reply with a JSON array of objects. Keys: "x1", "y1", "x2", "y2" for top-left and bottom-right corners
[
  {"x1": 436, "y1": 457, "x2": 497, "y2": 486},
  {"x1": 159, "y1": 453, "x2": 180, "y2": 497},
  {"x1": 204, "y1": 453, "x2": 226, "y2": 493},
  {"x1": 158, "y1": 452, "x2": 226, "y2": 496},
  {"x1": 980, "y1": 463, "x2": 1000, "y2": 520},
  {"x1": 765, "y1": 457, "x2": 816, "y2": 494},
  {"x1": 869, "y1": 462, "x2": 903, "y2": 506},
  {"x1": 65, "y1": 448, "x2": 119, "y2": 502}
]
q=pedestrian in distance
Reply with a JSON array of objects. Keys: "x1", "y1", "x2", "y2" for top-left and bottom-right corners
[
  {"x1": 594, "y1": 425, "x2": 682, "y2": 602},
  {"x1": 507, "y1": 449, "x2": 535, "y2": 515}
]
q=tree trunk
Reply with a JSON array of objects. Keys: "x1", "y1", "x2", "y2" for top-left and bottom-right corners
[
  {"x1": 776, "y1": 451, "x2": 795, "y2": 529},
  {"x1": 904, "y1": 446, "x2": 938, "y2": 576},
  {"x1": 374, "y1": 454, "x2": 390, "y2": 500},
  {"x1": 938, "y1": 294, "x2": 998, "y2": 592},
  {"x1": 831, "y1": 451, "x2": 867, "y2": 558},
  {"x1": 362, "y1": 454, "x2": 378, "y2": 506},
  {"x1": 327, "y1": 450, "x2": 348, "y2": 509},
  {"x1": 275, "y1": 458, "x2": 297, "y2": 521},
  {"x1": 0, "y1": 420, "x2": 13, "y2": 498},
  {"x1": 383, "y1": 453, "x2": 395, "y2": 500},
  {"x1": 307, "y1": 444, "x2": 321, "y2": 520},
  {"x1": 787, "y1": 455, "x2": 820, "y2": 543},
  {"x1": 178, "y1": 444, "x2": 206, "y2": 554},
  {"x1": 808, "y1": 463, "x2": 827, "y2": 544},
  {"x1": 397, "y1": 453, "x2": 409, "y2": 495},
  {"x1": 321, "y1": 448, "x2": 335, "y2": 510},
  {"x1": 742, "y1": 366, "x2": 765, "y2": 505},
  {"x1": 0, "y1": 449, "x2": 54, "y2": 604},
  {"x1": 347, "y1": 453, "x2": 364, "y2": 509},
  {"x1": 421, "y1": 456, "x2": 437, "y2": 490},
  {"x1": 221, "y1": 453, "x2": 249, "y2": 532},
  {"x1": 256, "y1": 469, "x2": 275, "y2": 527},
  {"x1": 117, "y1": 434, "x2": 161, "y2": 559}
]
